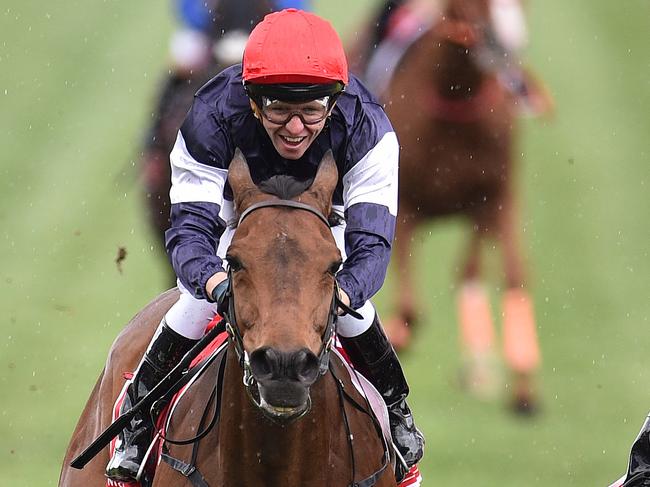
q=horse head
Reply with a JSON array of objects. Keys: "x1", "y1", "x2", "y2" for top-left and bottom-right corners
[{"x1": 225, "y1": 149, "x2": 341, "y2": 421}]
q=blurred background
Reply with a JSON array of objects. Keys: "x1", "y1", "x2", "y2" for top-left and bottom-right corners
[{"x1": 1, "y1": 0, "x2": 649, "y2": 485}]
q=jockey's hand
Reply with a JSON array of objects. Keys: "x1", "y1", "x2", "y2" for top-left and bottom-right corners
[
  {"x1": 211, "y1": 279, "x2": 230, "y2": 318},
  {"x1": 206, "y1": 272, "x2": 230, "y2": 317}
]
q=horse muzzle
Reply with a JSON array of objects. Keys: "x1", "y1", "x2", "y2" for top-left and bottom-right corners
[{"x1": 249, "y1": 346, "x2": 320, "y2": 420}]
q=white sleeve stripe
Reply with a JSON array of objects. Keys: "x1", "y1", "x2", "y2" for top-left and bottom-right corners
[
  {"x1": 169, "y1": 132, "x2": 229, "y2": 205},
  {"x1": 342, "y1": 131, "x2": 399, "y2": 216}
]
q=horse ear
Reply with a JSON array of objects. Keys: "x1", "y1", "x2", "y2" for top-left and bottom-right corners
[
  {"x1": 228, "y1": 148, "x2": 259, "y2": 212},
  {"x1": 307, "y1": 150, "x2": 338, "y2": 213}
]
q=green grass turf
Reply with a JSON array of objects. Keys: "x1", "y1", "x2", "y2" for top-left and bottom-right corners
[{"x1": 1, "y1": 0, "x2": 648, "y2": 485}]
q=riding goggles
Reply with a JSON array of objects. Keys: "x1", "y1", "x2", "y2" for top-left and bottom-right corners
[{"x1": 259, "y1": 96, "x2": 332, "y2": 125}]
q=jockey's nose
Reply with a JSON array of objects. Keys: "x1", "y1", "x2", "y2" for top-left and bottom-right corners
[
  {"x1": 284, "y1": 114, "x2": 306, "y2": 134},
  {"x1": 250, "y1": 346, "x2": 320, "y2": 386}
]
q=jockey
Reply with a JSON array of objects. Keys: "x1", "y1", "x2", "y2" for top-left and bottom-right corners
[
  {"x1": 171, "y1": 0, "x2": 312, "y2": 72},
  {"x1": 106, "y1": 8, "x2": 425, "y2": 483},
  {"x1": 350, "y1": 0, "x2": 553, "y2": 116},
  {"x1": 143, "y1": 0, "x2": 313, "y2": 274}
]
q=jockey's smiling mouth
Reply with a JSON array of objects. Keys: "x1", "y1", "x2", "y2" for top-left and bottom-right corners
[{"x1": 252, "y1": 98, "x2": 330, "y2": 160}]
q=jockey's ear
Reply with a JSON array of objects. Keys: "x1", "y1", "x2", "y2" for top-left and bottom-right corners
[
  {"x1": 306, "y1": 150, "x2": 338, "y2": 216},
  {"x1": 249, "y1": 100, "x2": 261, "y2": 119},
  {"x1": 327, "y1": 100, "x2": 338, "y2": 117},
  {"x1": 228, "y1": 148, "x2": 259, "y2": 214}
]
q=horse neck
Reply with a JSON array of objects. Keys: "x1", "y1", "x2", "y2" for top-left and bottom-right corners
[
  {"x1": 216, "y1": 348, "x2": 350, "y2": 485},
  {"x1": 400, "y1": 27, "x2": 506, "y2": 123},
  {"x1": 435, "y1": 41, "x2": 486, "y2": 100}
]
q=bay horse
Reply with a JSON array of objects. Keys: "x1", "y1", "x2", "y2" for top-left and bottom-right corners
[
  {"x1": 59, "y1": 151, "x2": 396, "y2": 486},
  {"x1": 369, "y1": 0, "x2": 542, "y2": 412}
]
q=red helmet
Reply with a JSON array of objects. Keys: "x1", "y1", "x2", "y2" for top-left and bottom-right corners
[{"x1": 243, "y1": 9, "x2": 348, "y2": 101}]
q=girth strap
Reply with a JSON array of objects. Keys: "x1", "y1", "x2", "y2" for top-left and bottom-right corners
[{"x1": 160, "y1": 453, "x2": 209, "y2": 487}]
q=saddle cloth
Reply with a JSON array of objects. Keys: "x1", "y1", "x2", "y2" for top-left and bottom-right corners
[{"x1": 107, "y1": 318, "x2": 422, "y2": 487}]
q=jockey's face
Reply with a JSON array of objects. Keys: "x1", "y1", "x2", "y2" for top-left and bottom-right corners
[{"x1": 251, "y1": 98, "x2": 330, "y2": 160}]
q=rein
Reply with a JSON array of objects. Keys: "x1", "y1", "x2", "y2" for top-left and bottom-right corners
[{"x1": 330, "y1": 361, "x2": 392, "y2": 487}]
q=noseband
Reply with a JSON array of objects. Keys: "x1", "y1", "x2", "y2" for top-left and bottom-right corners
[{"x1": 221, "y1": 198, "x2": 361, "y2": 419}]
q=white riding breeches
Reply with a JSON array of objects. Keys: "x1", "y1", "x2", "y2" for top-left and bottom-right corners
[{"x1": 165, "y1": 216, "x2": 377, "y2": 340}]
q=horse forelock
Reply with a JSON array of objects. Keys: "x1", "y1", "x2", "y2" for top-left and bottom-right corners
[{"x1": 258, "y1": 175, "x2": 313, "y2": 200}]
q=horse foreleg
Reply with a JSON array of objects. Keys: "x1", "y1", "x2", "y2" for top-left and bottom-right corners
[
  {"x1": 385, "y1": 213, "x2": 419, "y2": 350},
  {"x1": 456, "y1": 222, "x2": 499, "y2": 399},
  {"x1": 497, "y1": 192, "x2": 541, "y2": 414}
]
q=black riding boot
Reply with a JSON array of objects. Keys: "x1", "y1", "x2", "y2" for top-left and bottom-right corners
[
  {"x1": 339, "y1": 314, "x2": 425, "y2": 481},
  {"x1": 105, "y1": 321, "x2": 197, "y2": 482}
]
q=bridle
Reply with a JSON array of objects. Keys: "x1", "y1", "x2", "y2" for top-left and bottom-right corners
[{"x1": 220, "y1": 198, "x2": 361, "y2": 419}]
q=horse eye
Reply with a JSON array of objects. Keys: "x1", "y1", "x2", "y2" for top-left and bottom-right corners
[{"x1": 227, "y1": 255, "x2": 243, "y2": 272}]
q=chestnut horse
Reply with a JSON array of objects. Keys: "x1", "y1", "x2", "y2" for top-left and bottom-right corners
[
  {"x1": 59, "y1": 151, "x2": 396, "y2": 486},
  {"x1": 370, "y1": 0, "x2": 542, "y2": 412}
]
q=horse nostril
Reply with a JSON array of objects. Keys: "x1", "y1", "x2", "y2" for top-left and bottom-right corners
[
  {"x1": 251, "y1": 347, "x2": 319, "y2": 385},
  {"x1": 250, "y1": 347, "x2": 277, "y2": 381},
  {"x1": 293, "y1": 349, "x2": 319, "y2": 385}
]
